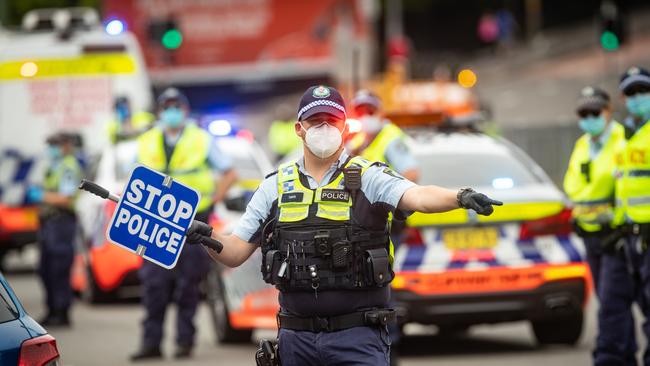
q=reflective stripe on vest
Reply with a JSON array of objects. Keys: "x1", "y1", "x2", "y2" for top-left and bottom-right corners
[
  {"x1": 276, "y1": 156, "x2": 394, "y2": 262},
  {"x1": 137, "y1": 125, "x2": 214, "y2": 212},
  {"x1": 563, "y1": 122, "x2": 624, "y2": 232},
  {"x1": 359, "y1": 123, "x2": 405, "y2": 167},
  {"x1": 615, "y1": 120, "x2": 650, "y2": 224}
]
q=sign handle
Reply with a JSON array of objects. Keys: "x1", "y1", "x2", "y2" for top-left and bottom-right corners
[{"x1": 79, "y1": 179, "x2": 120, "y2": 203}]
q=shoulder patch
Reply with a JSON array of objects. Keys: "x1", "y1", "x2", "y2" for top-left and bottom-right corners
[{"x1": 382, "y1": 167, "x2": 403, "y2": 179}]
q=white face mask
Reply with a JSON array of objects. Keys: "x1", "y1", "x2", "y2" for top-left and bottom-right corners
[
  {"x1": 359, "y1": 115, "x2": 383, "y2": 133},
  {"x1": 300, "y1": 122, "x2": 343, "y2": 159}
]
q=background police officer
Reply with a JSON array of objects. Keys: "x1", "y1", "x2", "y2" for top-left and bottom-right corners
[
  {"x1": 106, "y1": 96, "x2": 154, "y2": 144},
  {"x1": 563, "y1": 86, "x2": 635, "y2": 365},
  {"x1": 130, "y1": 88, "x2": 238, "y2": 361},
  {"x1": 28, "y1": 132, "x2": 83, "y2": 327},
  {"x1": 613, "y1": 66, "x2": 650, "y2": 365},
  {"x1": 349, "y1": 89, "x2": 420, "y2": 182},
  {"x1": 186, "y1": 85, "x2": 501, "y2": 366}
]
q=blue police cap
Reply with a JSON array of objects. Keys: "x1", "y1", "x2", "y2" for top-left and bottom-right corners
[
  {"x1": 619, "y1": 66, "x2": 650, "y2": 93},
  {"x1": 576, "y1": 86, "x2": 610, "y2": 113},
  {"x1": 157, "y1": 87, "x2": 190, "y2": 107},
  {"x1": 297, "y1": 85, "x2": 346, "y2": 122}
]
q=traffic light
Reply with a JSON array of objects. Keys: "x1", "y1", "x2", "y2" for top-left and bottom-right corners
[
  {"x1": 148, "y1": 20, "x2": 183, "y2": 50},
  {"x1": 599, "y1": 1, "x2": 626, "y2": 51}
]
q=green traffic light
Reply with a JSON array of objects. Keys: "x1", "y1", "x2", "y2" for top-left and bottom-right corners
[
  {"x1": 162, "y1": 29, "x2": 182, "y2": 49},
  {"x1": 600, "y1": 30, "x2": 619, "y2": 51}
]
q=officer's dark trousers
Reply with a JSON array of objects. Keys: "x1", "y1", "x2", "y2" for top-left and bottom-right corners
[
  {"x1": 588, "y1": 235, "x2": 638, "y2": 366},
  {"x1": 139, "y1": 210, "x2": 210, "y2": 349},
  {"x1": 38, "y1": 214, "x2": 76, "y2": 314},
  {"x1": 279, "y1": 325, "x2": 391, "y2": 366},
  {"x1": 614, "y1": 234, "x2": 650, "y2": 366}
]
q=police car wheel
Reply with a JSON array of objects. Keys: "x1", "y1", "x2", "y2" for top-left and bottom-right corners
[
  {"x1": 531, "y1": 309, "x2": 583, "y2": 346},
  {"x1": 205, "y1": 265, "x2": 253, "y2": 344}
]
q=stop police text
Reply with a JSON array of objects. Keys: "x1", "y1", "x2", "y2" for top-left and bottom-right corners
[{"x1": 113, "y1": 179, "x2": 194, "y2": 254}]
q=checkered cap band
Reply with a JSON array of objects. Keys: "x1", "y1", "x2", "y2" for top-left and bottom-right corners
[{"x1": 297, "y1": 100, "x2": 346, "y2": 121}]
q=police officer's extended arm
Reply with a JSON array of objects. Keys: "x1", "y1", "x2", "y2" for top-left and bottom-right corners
[
  {"x1": 398, "y1": 185, "x2": 502, "y2": 215},
  {"x1": 186, "y1": 221, "x2": 257, "y2": 268}
]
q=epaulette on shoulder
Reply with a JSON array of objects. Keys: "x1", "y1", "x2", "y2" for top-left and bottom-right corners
[
  {"x1": 265, "y1": 170, "x2": 279, "y2": 179},
  {"x1": 370, "y1": 161, "x2": 388, "y2": 168}
]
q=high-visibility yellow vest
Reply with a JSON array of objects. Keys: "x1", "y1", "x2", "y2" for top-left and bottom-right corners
[
  {"x1": 44, "y1": 155, "x2": 82, "y2": 210},
  {"x1": 351, "y1": 123, "x2": 405, "y2": 167},
  {"x1": 615, "y1": 119, "x2": 650, "y2": 224},
  {"x1": 563, "y1": 122, "x2": 625, "y2": 232},
  {"x1": 276, "y1": 156, "x2": 394, "y2": 262},
  {"x1": 138, "y1": 124, "x2": 215, "y2": 212},
  {"x1": 107, "y1": 111, "x2": 155, "y2": 143}
]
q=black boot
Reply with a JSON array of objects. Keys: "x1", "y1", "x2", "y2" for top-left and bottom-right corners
[
  {"x1": 130, "y1": 346, "x2": 162, "y2": 362},
  {"x1": 173, "y1": 345, "x2": 192, "y2": 359},
  {"x1": 40, "y1": 309, "x2": 70, "y2": 327}
]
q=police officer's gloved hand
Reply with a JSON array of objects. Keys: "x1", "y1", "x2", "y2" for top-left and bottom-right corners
[
  {"x1": 457, "y1": 188, "x2": 503, "y2": 216},
  {"x1": 186, "y1": 220, "x2": 213, "y2": 245}
]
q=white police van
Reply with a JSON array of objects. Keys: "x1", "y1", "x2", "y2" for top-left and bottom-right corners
[{"x1": 0, "y1": 8, "x2": 152, "y2": 260}]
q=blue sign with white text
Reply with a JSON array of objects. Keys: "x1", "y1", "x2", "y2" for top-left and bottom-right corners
[{"x1": 106, "y1": 165, "x2": 200, "y2": 269}]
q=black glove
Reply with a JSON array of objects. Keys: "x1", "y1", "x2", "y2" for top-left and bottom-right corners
[
  {"x1": 186, "y1": 220, "x2": 213, "y2": 245},
  {"x1": 457, "y1": 188, "x2": 503, "y2": 216}
]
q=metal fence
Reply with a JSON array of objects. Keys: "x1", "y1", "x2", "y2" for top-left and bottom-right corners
[{"x1": 501, "y1": 123, "x2": 582, "y2": 187}]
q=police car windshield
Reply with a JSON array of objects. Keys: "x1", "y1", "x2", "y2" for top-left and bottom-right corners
[{"x1": 415, "y1": 152, "x2": 543, "y2": 189}]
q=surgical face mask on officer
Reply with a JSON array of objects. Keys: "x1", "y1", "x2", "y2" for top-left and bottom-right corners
[
  {"x1": 626, "y1": 93, "x2": 650, "y2": 119},
  {"x1": 47, "y1": 145, "x2": 62, "y2": 160},
  {"x1": 160, "y1": 107, "x2": 185, "y2": 128},
  {"x1": 299, "y1": 121, "x2": 344, "y2": 159},
  {"x1": 359, "y1": 115, "x2": 383, "y2": 134},
  {"x1": 578, "y1": 114, "x2": 607, "y2": 136}
]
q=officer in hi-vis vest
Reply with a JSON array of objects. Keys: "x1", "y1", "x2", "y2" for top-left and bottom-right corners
[
  {"x1": 28, "y1": 132, "x2": 82, "y2": 327},
  {"x1": 130, "y1": 88, "x2": 238, "y2": 361},
  {"x1": 562, "y1": 86, "x2": 634, "y2": 365},
  {"x1": 609, "y1": 66, "x2": 650, "y2": 366},
  {"x1": 348, "y1": 90, "x2": 420, "y2": 182},
  {"x1": 186, "y1": 85, "x2": 502, "y2": 366}
]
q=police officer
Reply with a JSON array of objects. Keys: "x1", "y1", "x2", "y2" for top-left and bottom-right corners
[
  {"x1": 563, "y1": 87, "x2": 635, "y2": 365},
  {"x1": 106, "y1": 96, "x2": 154, "y2": 144},
  {"x1": 612, "y1": 66, "x2": 650, "y2": 366},
  {"x1": 130, "y1": 88, "x2": 238, "y2": 361},
  {"x1": 28, "y1": 132, "x2": 83, "y2": 327},
  {"x1": 186, "y1": 85, "x2": 502, "y2": 366},
  {"x1": 349, "y1": 90, "x2": 420, "y2": 182}
]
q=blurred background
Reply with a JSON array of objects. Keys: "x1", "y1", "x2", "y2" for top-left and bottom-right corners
[{"x1": 1, "y1": 0, "x2": 649, "y2": 365}]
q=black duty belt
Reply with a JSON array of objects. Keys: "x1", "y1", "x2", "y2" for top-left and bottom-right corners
[{"x1": 277, "y1": 309, "x2": 395, "y2": 333}]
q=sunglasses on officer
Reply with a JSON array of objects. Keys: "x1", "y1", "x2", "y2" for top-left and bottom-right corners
[
  {"x1": 577, "y1": 109, "x2": 602, "y2": 118},
  {"x1": 623, "y1": 84, "x2": 650, "y2": 97}
]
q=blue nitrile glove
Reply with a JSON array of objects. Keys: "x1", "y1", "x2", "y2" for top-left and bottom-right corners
[{"x1": 26, "y1": 186, "x2": 44, "y2": 204}]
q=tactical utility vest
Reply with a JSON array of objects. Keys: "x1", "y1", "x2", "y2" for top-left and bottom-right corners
[
  {"x1": 563, "y1": 123, "x2": 625, "y2": 232},
  {"x1": 261, "y1": 156, "x2": 394, "y2": 293},
  {"x1": 138, "y1": 124, "x2": 215, "y2": 212}
]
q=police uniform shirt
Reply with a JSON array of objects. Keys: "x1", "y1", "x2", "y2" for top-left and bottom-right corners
[
  {"x1": 233, "y1": 150, "x2": 416, "y2": 316},
  {"x1": 384, "y1": 137, "x2": 418, "y2": 174},
  {"x1": 589, "y1": 121, "x2": 615, "y2": 160}
]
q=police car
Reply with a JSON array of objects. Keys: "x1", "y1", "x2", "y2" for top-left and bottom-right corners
[
  {"x1": 72, "y1": 132, "x2": 274, "y2": 304},
  {"x1": 391, "y1": 125, "x2": 589, "y2": 345}
]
